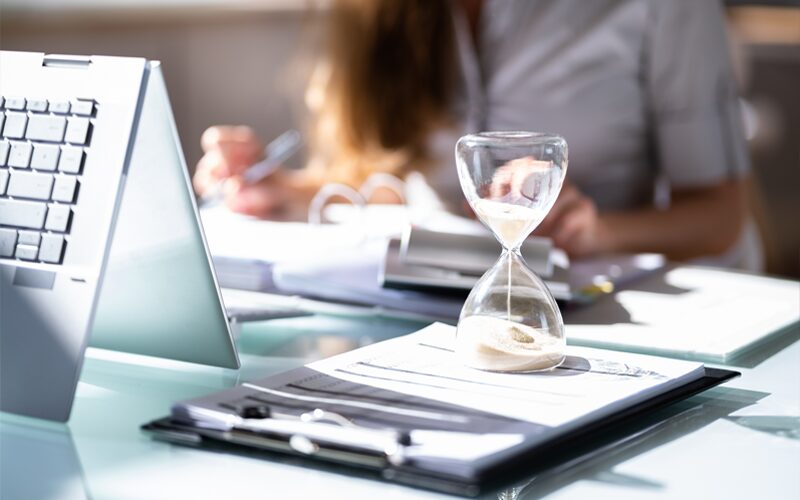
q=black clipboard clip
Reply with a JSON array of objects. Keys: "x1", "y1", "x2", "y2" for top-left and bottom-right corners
[
  {"x1": 169, "y1": 402, "x2": 412, "y2": 467},
  {"x1": 142, "y1": 410, "x2": 480, "y2": 497}
]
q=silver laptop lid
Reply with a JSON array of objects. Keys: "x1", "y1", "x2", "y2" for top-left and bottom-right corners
[{"x1": 90, "y1": 62, "x2": 239, "y2": 369}]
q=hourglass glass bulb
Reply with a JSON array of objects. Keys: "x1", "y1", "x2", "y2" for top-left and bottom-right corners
[
  {"x1": 455, "y1": 131, "x2": 568, "y2": 373},
  {"x1": 456, "y1": 251, "x2": 565, "y2": 372}
]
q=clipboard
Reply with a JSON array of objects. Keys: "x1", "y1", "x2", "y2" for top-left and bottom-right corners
[
  {"x1": 142, "y1": 326, "x2": 739, "y2": 497},
  {"x1": 142, "y1": 367, "x2": 736, "y2": 496}
]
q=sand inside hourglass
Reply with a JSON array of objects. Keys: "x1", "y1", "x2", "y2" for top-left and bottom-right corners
[
  {"x1": 472, "y1": 199, "x2": 544, "y2": 250},
  {"x1": 457, "y1": 315, "x2": 564, "y2": 372}
]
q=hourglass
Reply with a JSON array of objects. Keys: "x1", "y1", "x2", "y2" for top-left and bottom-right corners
[{"x1": 455, "y1": 131, "x2": 568, "y2": 372}]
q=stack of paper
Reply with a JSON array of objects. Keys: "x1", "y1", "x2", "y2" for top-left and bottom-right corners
[
  {"x1": 272, "y1": 238, "x2": 466, "y2": 320},
  {"x1": 200, "y1": 207, "x2": 467, "y2": 320}
]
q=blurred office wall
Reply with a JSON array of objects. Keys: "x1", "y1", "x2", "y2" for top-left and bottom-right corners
[
  {"x1": 1, "y1": 2, "x2": 798, "y2": 277},
  {"x1": 728, "y1": 7, "x2": 800, "y2": 279}
]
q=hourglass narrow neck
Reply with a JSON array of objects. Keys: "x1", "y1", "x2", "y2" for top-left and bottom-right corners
[
  {"x1": 501, "y1": 246, "x2": 526, "y2": 265},
  {"x1": 501, "y1": 246, "x2": 525, "y2": 259}
]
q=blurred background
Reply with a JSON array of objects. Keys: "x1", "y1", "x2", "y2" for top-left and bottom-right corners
[{"x1": 1, "y1": 0, "x2": 797, "y2": 277}]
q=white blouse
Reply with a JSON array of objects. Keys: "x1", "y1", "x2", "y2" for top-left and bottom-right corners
[{"x1": 419, "y1": 0, "x2": 750, "y2": 215}]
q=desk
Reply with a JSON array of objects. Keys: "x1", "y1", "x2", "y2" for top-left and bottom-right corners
[{"x1": 2, "y1": 291, "x2": 799, "y2": 499}]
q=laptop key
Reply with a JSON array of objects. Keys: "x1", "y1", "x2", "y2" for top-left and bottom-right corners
[
  {"x1": 0, "y1": 199, "x2": 48, "y2": 229},
  {"x1": 71, "y1": 100, "x2": 94, "y2": 116},
  {"x1": 8, "y1": 142, "x2": 33, "y2": 168},
  {"x1": 58, "y1": 146, "x2": 84, "y2": 174},
  {"x1": 65, "y1": 117, "x2": 90, "y2": 145},
  {"x1": 26, "y1": 114, "x2": 67, "y2": 142},
  {"x1": 26, "y1": 99, "x2": 48, "y2": 112},
  {"x1": 0, "y1": 228, "x2": 16, "y2": 257},
  {"x1": 31, "y1": 144, "x2": 60, "y2": 171},
  {"x1": 2, "y1": 112, "x2": 27, "y2": 139},
  {"x1": 8, "y1": 171, "x2": 54, "y2": 200},
  {"x1": 45, "y1": 204, "x2": 71, "y2": 232},
  {"x1": 17, "y1": 230, "x2": 41, "y2": 246},
  {"x1": 38, "y1": 233, "x2": 65, "y2": 264},
  {"x1": 4, "y1": 97, "x2": 26, "y2": 111},
  {"x1": 49, "y1": 101, "x2": 70, "y2": 114},
  {"x1": 0, "y1": 169, "x2": 8, "y2": 195},
  {"x1": 51, "y1": 176, "x2": 78, "y2": 203},
  {"x1": 15, "y1": 244, "x2": 39, "y2": 261}
]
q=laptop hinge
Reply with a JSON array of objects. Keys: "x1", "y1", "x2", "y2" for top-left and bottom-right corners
[{"x1": 43, "y1": 54, "x2": 92, "y2": 68}]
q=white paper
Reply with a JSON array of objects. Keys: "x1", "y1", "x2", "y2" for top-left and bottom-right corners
[
  {"x1": 566, "y1": 266, "x2": 800, "y2": 361},
  {"x1": 200, "y1": 206, "x2": 369, "y2": 265},
  {"x1": 200, "y1": 207, "x2": 470, "y2": 319},
  {"x1": 309, "y1": 323, "x2": 705, "y2": 428}
]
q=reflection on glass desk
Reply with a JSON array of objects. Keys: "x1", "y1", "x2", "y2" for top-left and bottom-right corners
[
  {"x1": 0, "y1": 418, "x2": 89, "y2": 500},
  {"x1": 1, "y1": 312, "x2": 798, "y2": 499}
]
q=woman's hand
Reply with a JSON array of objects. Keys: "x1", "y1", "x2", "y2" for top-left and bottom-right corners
[
  {"x1": 194, "y1": 125, "x2": 302, "y2": 218},
  {"x1": 534, "y1": 181, "x2": 609, "y2": 258},
  {"x1": 193, "y1": 125, "x2": 265, "y2": 195},
  {"x1": 221, "y1": 168, "x2": 304, "y2": 218},
  {"x1": 534, "y1": 179, "x2": 747, "y2": 261}
]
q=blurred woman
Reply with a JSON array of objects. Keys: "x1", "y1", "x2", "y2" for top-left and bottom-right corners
[{"x1": 194, "y1": 0, "x2": 758, "y2": 268}]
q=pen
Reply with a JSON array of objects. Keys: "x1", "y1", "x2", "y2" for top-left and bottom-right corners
[{"x1": 200, "y1": 129, "x2": 303, "y2": 207}]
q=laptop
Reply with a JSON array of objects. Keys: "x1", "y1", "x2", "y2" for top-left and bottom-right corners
[{"x1": 0, "y1": 51, "x2": 301, "y2": 422}]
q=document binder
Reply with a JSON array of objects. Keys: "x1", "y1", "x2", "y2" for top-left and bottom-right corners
[{"x1": 142, "y1": 324, "x2": 739, "y2": 496}]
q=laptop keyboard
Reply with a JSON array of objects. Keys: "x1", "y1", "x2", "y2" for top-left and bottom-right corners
[{"x1": 0, "y1": 96, "x2": 94, "y2": 265}]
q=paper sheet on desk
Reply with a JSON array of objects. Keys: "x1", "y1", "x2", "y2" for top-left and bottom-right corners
[
  {"x1": 565, "y1": 266, "x2": 800, "y2": 362},
  {"x1": 201, "y1": 206, "x2": 468, "y2": 319},
  {"x1": 272, "y1": 239, "x2": 465, "y2": 320},
  {"x1": 200, "y1": 207, "x2": 368, "y2": 265},
  {"x1": 321, "y1": 203, "x2": 489, "y2": 236},
  {"x1": 309, "y1": 323, "x2": 705, "y2": 428},
  {"x1": 200, "y1": 204, "x2": 487, "y2": 270}
]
